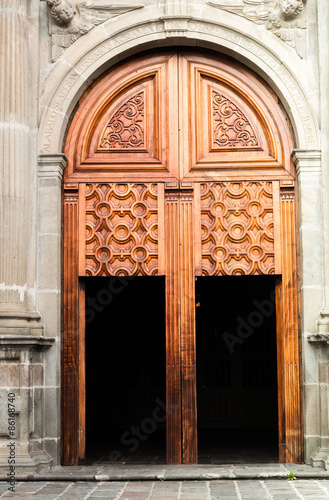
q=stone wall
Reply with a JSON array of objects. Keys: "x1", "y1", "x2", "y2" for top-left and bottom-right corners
[{"x1": 0, "y1": 0, "x2": 54, "y2": 471}]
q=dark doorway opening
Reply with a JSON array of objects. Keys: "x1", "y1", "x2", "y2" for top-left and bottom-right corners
[
  {"x1": 196, "y1": 276, "x2": 278, "y2": 464},
  {"x1": 85, "y1": 276, "x2": 166, "y2": 464}
]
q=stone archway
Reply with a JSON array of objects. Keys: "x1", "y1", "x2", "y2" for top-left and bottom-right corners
[{"x1": 39, "y1": 17, "x2": 319, "y2": 156}]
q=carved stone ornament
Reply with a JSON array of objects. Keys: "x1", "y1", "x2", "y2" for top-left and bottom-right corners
[
  {"x1": 207, "y1": 0, "x2": 307, "y2": 57},
  {"x1": 47, "y1": 1, "x2": 144, "y2": 62}
]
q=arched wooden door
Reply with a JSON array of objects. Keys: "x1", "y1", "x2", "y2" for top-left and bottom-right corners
[{"x1": 63, "y1": 51, "x2": 302, "y2": 465}]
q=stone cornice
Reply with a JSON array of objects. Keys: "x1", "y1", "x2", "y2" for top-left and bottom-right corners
[
  {"x1": 38, "y1": 153, "x2": 68, "y2": 180},
  {"x1": 292, "y1": 149, "x2": 322, "y2": 175},
  {"x1": 0, "y1": 310, "x2": 45, "y2": 336},
  {"x1": 307, "y1": 333, "x2": 329, "y2": 345},
  {"x1": 0, "y1": 335, "x2": 55, "y2": 349}
]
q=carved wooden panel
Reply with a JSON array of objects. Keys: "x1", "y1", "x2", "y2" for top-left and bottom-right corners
[
  {"x1": 98, "y1": 91, "x2": 145, "y2": 151},
  {"x1": 200, "y1": 182, "x2": 274, "y2": 276},
  {"x1": 85, "y1": 183, "x2": 160, "y2": 276},
  {"x1": 212, "y1": 90, "x2": 259, "y2": 149}
]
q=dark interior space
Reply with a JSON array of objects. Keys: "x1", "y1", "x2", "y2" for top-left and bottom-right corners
[
  {"x1": 85, "y1": 276, "x2": 166, "y2": 464},
  {"x1": 85, "y1": 274, "x2": 278, "y2": 465},
  {"x1": 196, "y1": 275, "x2": 279, "y2": 463}
]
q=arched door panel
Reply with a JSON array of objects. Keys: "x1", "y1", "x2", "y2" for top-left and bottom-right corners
[
  {"x1": 178, "y1": 53, "x2": 293, "y2": 179},
  {"x1": 65, "y1": 52, "x2": 179, "y2": 180}
]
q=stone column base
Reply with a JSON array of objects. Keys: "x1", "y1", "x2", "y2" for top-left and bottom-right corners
[
  {"x1": 0, "y1": 450, "x2": 53, "y2": 474},
  {"x1": 310, "y1": 448, "x2": 329, "y2": 470},
  {"x1": 0, "y1": 334, "x2": 56, "y2": 473},
  {"x1": 0, "y1": 312, "x2": 44, "y2": 336}
]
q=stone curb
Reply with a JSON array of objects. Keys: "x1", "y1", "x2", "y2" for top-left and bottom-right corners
[{"x1": 2, "y1": 471, "x2": 329, "y2": 482}]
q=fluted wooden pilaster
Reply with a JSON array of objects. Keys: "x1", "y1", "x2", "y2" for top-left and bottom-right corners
[
  {"x1": 165, "y1": 187, "x2": 182, "y2": 464},
  {"x1": 180, "y1": 189, "x2": 197, "y2": 464}
]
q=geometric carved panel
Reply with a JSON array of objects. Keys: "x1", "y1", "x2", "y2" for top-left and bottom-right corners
[
  {"x1": 85, "y1": 183, "x2": 158, "y2": 276},
  {"x1": 212, "y1": 90, "x2": 259, "y2": 149},
  {"x1": 98, "y1": 92, "x2": 145, "y2": 150},
  {"x1": 201, "y1": 182, "x2": 274, "y2": 275}
]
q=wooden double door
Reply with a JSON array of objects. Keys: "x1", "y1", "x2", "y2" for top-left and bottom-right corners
[{"x1": 62, "y1": 51, "x2": 302, "y2": 465}]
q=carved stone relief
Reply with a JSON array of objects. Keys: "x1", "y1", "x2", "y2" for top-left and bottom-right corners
[
  {"x1": 201, "y1": 182, "x2": 275, "y2": 276},
  {"x1": 207, "y1": 0, "x2": 307, "y2": 57},
  {"x1": 47, "y1": 1, "x2": 144, "y2": 62},
  {"x1": 85, "y1": 183, "x2": 159, "y2": 276}
]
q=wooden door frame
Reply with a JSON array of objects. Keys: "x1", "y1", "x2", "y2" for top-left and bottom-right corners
[
  {"x1": 276, "y1": 182, "x2": 303, "y2": 463},
  {"x1": 61, "y1": 50, "x2": 303, "y2": 466}
]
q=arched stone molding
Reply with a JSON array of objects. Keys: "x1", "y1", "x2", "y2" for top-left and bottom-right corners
[{"x1": 39, "y1": 11, "x2": 320, "y2": 155}]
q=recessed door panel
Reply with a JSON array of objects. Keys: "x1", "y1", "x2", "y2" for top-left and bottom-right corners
[
  {"x1": 178, "y1": 52, "x2": 293, "y2": 179},
  {"x1": 65, "y1": 52, "x2": 179, "y2": 179},
  {"x1": 79, "y1": 182, "x2": 165, "y2": 277}
]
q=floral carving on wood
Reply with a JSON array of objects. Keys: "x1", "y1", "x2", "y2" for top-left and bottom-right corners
[
  {"x1": 212, "y1": 91, "x2": 259, "y2": 149},
  {"x1": 85, "y1": 183, "x2": 159, "y2": 276},
  {"x1": 47, "y1": 1, "x2": 144, "y2": 62},
  {"x1": 99, "y1": 92, "x2": 145, "y2": 150},
  {"x1": 207, "y1": 0, "x2": 307, "y2": 57},
  {"x1": 201, "y1": 182, "x2": 274, "y2": 276}
]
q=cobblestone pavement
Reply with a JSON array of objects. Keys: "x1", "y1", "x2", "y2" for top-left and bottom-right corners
[{"x1": 1, "y1": 480, "x2": 329, "y2": 499}]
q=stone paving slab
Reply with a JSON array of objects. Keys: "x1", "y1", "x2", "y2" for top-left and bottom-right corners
[{"x1": 1, "y1": 480, "x2": 329, "y2": 499}]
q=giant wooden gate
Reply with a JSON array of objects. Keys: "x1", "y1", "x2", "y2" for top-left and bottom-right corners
[{"x1": 62, "y1": 51, "x2": 302, "y2": 465}]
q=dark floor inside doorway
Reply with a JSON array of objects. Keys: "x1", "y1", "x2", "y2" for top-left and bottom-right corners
[{"x1": 86, "y1": 427, "x2": 278, "y2": 465}]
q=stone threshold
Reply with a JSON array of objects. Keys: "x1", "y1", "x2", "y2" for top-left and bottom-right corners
[{"x1": 3, "y1": 464, "x2": 329, "y2": 482}]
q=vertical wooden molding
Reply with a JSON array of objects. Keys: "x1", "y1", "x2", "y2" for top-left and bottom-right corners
[
  {"x1": 78, "y1": 280, "x2": 86, "y2": 463},
  {"x1": 180, "y1": 187, "x2": 198, "y2": 464},
  {"x1": 165, "y1": 186, "x2": 182, "y2": 464},
  {"x1": 158, "y1": 183, "x2": 166, "y2": 275},
  {"x1": 275, "y1": 277, "x2": 285, "y2": 463},
  {"x1": 280, "y1": 182, "x2": 303, "y2": 463},
  {"x1": 78, "y1": 184, "x2": 86, "y2": 277},
  {"x1": 62, "y1": 183, "x2": 79, "y2": 465},
  {"x1": 193, "y1": 183, "x2": 202, "y2": 276},
  {"x1": 273, "y1": 181, "x2": 282, "y2": 275}
]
